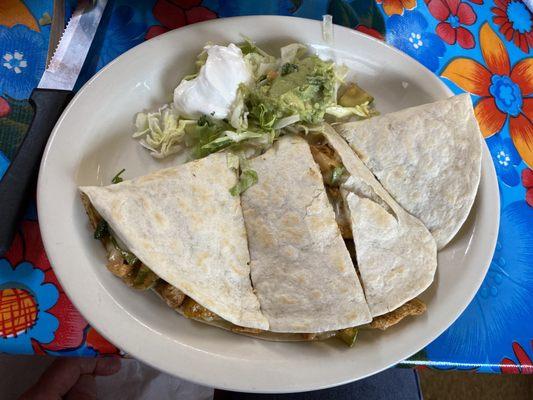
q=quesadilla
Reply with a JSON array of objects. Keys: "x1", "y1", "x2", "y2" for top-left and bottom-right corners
[
  {"x1": 334, "y1": 94, "x2": 482, "y2": 249},
  {"x1": 80, "y1": 153, "x2": 268, "y2": 330},
  {"x1": 241, "y1": 135, "x2": 372, "y2": 333},
  {"x1": 321, "y1": 125, "x2": 437, "y2": 317},
  {"x1": 79, "y1": 133, "x2": 433, "y2": 341}
]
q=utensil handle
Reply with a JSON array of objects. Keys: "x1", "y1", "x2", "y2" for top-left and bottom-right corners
[{"x1": 0, "y1": 88, "x2": 72, "y2": 255}]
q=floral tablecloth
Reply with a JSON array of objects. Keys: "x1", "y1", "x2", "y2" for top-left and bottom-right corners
[{"x1": 0, "y1": 0, "x2": 532, "y2": 374}]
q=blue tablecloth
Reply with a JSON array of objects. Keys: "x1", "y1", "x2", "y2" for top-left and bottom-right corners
[{"x1": 0, "y1": 0, "x2": 532, "y2": 374}]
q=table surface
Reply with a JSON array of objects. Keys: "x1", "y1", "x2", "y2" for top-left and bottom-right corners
[{"x1": 0, "y1": 0, "x2": 532, "y2": 374}]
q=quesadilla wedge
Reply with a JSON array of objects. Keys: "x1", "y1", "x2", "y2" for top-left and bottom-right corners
[
  {"x1": 335, "y1": 94, "x2": 482, "y2": 250},
  {"x1": 80, "y1": 150, "x2": 369, "y2": 343},
  {"x1": 241, "y1": 135, "x2": 372, "y2": 333},
  {"x1": 80, "y1": 153, "x2": 268, "y2": 330},
  {"x1": 321, "y1": 125, "x2": 437, "y2": 317},
  {"x1": 82, "y1": 195, "x2": 352, "y2": 342}
]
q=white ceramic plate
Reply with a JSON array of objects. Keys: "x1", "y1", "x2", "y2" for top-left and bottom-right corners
[{"x1": 37, "y1": 16, "x2": 499, "y2": 393}]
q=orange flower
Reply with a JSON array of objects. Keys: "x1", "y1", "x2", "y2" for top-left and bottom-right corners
[
  {"x1": 377, "y1": 0, "x2": 417, "y2": 16},
  {"x1": 442, "y1": 23, "x2": 533, "y2": 168}
]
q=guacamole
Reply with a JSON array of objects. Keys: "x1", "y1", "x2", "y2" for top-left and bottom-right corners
[{"x1": 247, "y1": 56, "x2": 338, "y2": 126}]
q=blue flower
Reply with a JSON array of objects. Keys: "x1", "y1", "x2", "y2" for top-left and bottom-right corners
[
  {"x1": 0, "y1": 260, "x2": 59, "y2": 354},
  {"x1": 77, "y1": 5, "x2": 146, "y2": 86},
  {"x1": 0, "y1": 25, "x2": 46, "y2": 99},
  {"x1": 426, "y1": 201, "x2": 533, "y2": 370},
  {"x1": 487, "y1": 134, "x2": 522, "y2": 187},
  {"x1": 386, "y1": 10, "x2": 446, "y2": 72},
  {"x1": 489, "y1": 75, "x2": 523, "y2": 117},
  {"x1": 507, "y1": 0, "x2": 532, "y2": 34},
  {"x1": 492, "y1": 0, "x2": 532, "y2": 53}
]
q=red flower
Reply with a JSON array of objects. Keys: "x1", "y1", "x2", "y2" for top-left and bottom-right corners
[
  {"x1": 86, "y1": 327, "x2": 120, "y2": 355},
  {"x1": 4, "y1": 221, "x2": 88, "y2": 351},
  {"x1": 5, "y1": 221, "x2": 51, "y2": 272},
  {"x1": 522, "y1": 168, "x2": 533, "y2": 207},
  {"x1": 500, "y1": 341, "x2": 533, "y2": 374},
  {"x1": 0, "y1": 97, "x2": 10, "y2": 118},
  {"x1": 146, "y1": 0, "x2": 217, "y2": 40},
  {"x1": 492, "y1": 0, "x2": 533, "y2": 53},
  {"x1": 355, "y1": 25, "x2": 385, "y2": 41},
  {"x1": 426, "y1": 0, "x2": 477, "y2": 48}
]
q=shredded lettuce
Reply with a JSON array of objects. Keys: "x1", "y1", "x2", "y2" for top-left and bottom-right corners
[
  {"x1": 239, "y1": 37, "x2": 271, "y2": 58},
  {"x1": 280, "y1": 43, "x2": 307, "y2": 64},
  {"x1": 229, "y1": 86, "x2": 248, "y2": 130},
  {"x1": 331, "y1": 166, "x2": 346, "y2": 186},
  {"x1": 325, "y1": 102, "x2": 376, "y2": 119},
  {"x1": 230, "y1": 169, "x2": 258, "y2": 196},
  {"x1": 226, "y1": 153, "x2": 240, "y2": 170},
  {"x1": 240, "y1": 38, "x2": 277, "y2": 81},
  {"x1": 133, "y1": 39, "x2": 377, "y2": 173},
  {"x1": 337, "y1": 327, "x2": 358, "y2": 347},
  {"x1": 273, "y1": 114, "x2": 300, "y2": 129},
  {"x1": 182, "y1": 115, "x2": 226, "y2": 158},
  {"x1": 133, "y1": 106, "x2": 196, "y2": 158}
]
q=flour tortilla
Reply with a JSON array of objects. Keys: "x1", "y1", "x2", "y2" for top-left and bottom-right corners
[
  {"x1": 335, "y1": 94, "x2": 482, "y2": 249},
  {"x1": 241, "y1": 135, "x2": 372, "y2": 333},
  {"x1": 323, "y1": 125, "x2": 437, "y2": 317},
  {"x1": 79, "y1": 153, "x2": 268, "y2": 330}
]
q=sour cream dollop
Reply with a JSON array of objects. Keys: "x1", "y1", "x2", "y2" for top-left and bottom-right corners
[{"x1": 173, "y1": 44, "x2": 252, "y2": 119}]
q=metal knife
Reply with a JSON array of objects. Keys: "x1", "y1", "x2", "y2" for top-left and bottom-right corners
[
  {"x1": 0, "y1": 0, "x2": 107, "y2": 255},
  {"x1": 47, "y1": 0, "x2": 66, "y2": 67}
]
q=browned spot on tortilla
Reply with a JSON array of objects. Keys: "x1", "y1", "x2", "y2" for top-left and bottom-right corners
[
  {"x1": 334, "y1": 253, "x2": 348, "y2": 273},
  {"x1": 110, "y1": 199, "x2": 124, "y2": 221},
  {"x1": 373, "y1": 205, "x2": 393, "y2": 227},
  {"x1": 307, "y1": 214, "x2": 328, "y2": 234},
  {"x1": 141, "y1": 198, "x2": 150, "y2": 210},
  {"x1": 230, "y1": 263, "x2": 247, "y2": 276},
  {"x1": 280, "y1": 212, "x2": 300, "y2": 227},
  {"x1": 248, "y1": 220, "x2": 276, "y2": 248},
  {"x1": 280, "y1": 294, "x2": 297, "y2": 305},
  {"x1": 346, "y1": 311, "x2": 358, "y2": 321},
  {"x1": 195, "y1": 252, "x2": 210, "y2": 267},
  {"x1": 154, "y1": 212, "x2": 165, "y2": 226},
  {"x1": 191, "y1": 213, "x2": 204, "y2": 226},
  {"x1": 142, "y1": 240, "x2": 153, "y2": 251}
]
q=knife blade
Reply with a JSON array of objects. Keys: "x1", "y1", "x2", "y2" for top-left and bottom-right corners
[
  {"x1": 46, "y1": 0, "x2": 65, "y2": 67},
  {"x1": 0, "y1": 0, "x2": 108, "y2": 255},
  {"x1": 40, "y1": 0, "x2": 106, "y2": 90}
]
